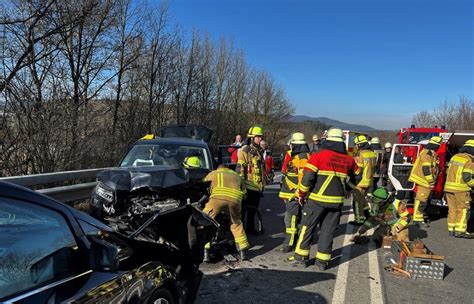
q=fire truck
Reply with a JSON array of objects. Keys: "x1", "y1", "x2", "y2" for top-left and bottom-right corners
[{"x1": 389, "y1": 125, "x2": 474, "y2": 212}]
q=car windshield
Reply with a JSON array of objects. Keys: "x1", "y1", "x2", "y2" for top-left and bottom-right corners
[
  {"x1": 119, "y1": 144, "x2": 211, "y2": 169},
  {"x1": 406, "y1": 132, "x2": 439, "y2": 144}
]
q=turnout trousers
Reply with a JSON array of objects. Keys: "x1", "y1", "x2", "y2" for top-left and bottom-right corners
[
  {"x1": 413, "y1": 185, "x2": 431, "y2": 223},
  {"x1": 294, "y1": 200, "x2": 341, "y2": 264},
  {"x1": 242, "y1": 189, "x2": 262, "y2": 234},
  {"x1": 445, "y1": 191, "x2": 471, "y2": 233},
  {"x1": 352, "y1": 188, "x2": 369, "y2": 223},
  {"x1": 283, "y1": 199, "x2": 302, "y2": 247},
  {"x1": 203, "y1": 198, "x2": 249, "y2": 250}
]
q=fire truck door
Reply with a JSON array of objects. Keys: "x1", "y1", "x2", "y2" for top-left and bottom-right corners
[{"x1": 388, "y1": 144, "x2": 420, "y2": 191}]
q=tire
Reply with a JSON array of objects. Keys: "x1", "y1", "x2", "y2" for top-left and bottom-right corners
[
  {"x1": 149, "y1": 288, "x2": 175, "y2": 304},
  {"x1": 242, "y1": 206, "x2": 264, "y2": 235}
]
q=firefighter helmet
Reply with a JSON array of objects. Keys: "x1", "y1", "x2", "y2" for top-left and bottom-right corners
[
  {"x1": 384, "y1": 142, "x2": 392, "y2": 149},
  {"x1": 429, "y1": 136, "x2": 443, "y2": 145},
  {"x1": 248, "y1": 125, "x2": 264, "y2": 137},
  {"x1": 354, "y1": 134, "x2": 368, "y2": 145},
  {"x1": 371, "y1": 137, "x2": 380, "y2": 144},
  {"x1": 291, "y1": 132, "x2": 306, "y2": 144},
  {"x1": 312, "y1": 134, "x2": 319, "y2": 141},
  {"x1": 326, "y1": 128, "x2": 344, "y2": 142},
  {"x1": 464, "y1": 139, "x2": 474, "y2": 147},
  {"x1": 183, "y1": 156, "x2": 201, "y2": 168},
  {"x1": 372, "y1": 188, "x2": 389, "y2": 204}
]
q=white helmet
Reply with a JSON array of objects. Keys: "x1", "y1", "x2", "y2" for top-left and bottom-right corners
[{"x1": 384, "y1": 142, "x2": 392, "y2": 149}]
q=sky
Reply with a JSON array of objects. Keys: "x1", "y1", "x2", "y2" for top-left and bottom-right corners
[{"x1": 169, "y1": 0, "x2": 473, "y2": 129}]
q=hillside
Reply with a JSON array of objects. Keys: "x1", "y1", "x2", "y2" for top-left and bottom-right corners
[{"x1": 290, "y1": 115, "x2": 377, "y2": 132}]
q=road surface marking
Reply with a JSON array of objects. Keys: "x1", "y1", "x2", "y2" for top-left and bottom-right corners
[
  {"x1": 332, "y1": 211, "x2": 355, "y2": 304},
  {"x1": 368, "y1": 238, "x2": 384, "y2": 303}
]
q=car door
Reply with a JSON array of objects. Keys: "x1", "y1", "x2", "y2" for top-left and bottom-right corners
[
  {"x1": 0, "y1": 196, "x2": 127, "y2": 303},
  {"x1": 387, "y1": 144, "x2": 420, "y2": 191}
]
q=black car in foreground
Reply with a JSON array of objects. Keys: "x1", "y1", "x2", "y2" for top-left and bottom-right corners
[{"x1": 0, "y1": 181, "x2": 218, "y2": 303}]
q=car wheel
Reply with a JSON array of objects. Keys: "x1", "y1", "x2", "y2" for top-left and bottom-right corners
[{"x1": 150, "y1": 288, "x2": 175, "y2": 304}]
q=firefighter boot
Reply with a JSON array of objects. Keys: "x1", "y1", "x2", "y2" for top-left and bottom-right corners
[
  {"x1": 285, "y1": 254, "x2": 308, "y2": 267},
  {"x1": 279, "y1": 244, "x2": 294, "y2": 253},
  {"x1": 239, "y1": 249, "x2": 248, "y2": 261},
  {"x1": 314, "y1": 258, "x2": 329, "y2": 271},
  {"x1": 454, "y1": 232, "x2": 474, "y2": 239}
]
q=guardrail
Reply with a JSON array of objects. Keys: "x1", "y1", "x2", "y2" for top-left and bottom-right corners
[
  {"x1": 0, "y1": 168, "x2": 109, "y2": 203},
  {"x1": 1, "y1": 155, "x2": 283, "y2": 204}
]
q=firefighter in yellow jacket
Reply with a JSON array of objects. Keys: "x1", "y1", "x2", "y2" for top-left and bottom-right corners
[
  {"x1": 203, "y1": 164, "x2": 249, "y2": 261},
  {"x1": 409, "y1": 136, "x2": 442, "y2": 226},
  {"x1": 278, "y1": 132, "x2": 310, "y2": 252},
  {"x1": 444, "y1": 140, "x2": 474, "y2": 238},
  {"x1": 350, "y1": 134, "x2": 377, "y2": 225},
  {"x1": 237, "y1": 124, "x2": 265, "y2": 234}
]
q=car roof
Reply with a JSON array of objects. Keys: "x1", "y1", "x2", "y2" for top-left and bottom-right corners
[{"x1": 134, "y1": 137, "x2": 209, "y2": 148}]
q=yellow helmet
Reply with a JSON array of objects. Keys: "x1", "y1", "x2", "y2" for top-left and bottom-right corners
[
  {"x1": 327, "y1": 128, "x2": 344, "y2": 142},
  {"x1": 141, "y1": 134, "x2": 155, "y2": 140},
  {"x1": 291, "y1": 132, "x2": 306, "y2": 144},
  {"x1": 464, "y1": 139, "x2": 474, "y2": 147},
  {"x1": 428, "y1": 136, "x2": 443, "y2": 145},
  {"x1": 312, "y1": 134, "x2": 319, "y2": 141},
  {"x1": 384, "y1": 142, "x2": 392, "y2": 149},
  {"x1": 247, "y1": 125, "x2": 264, "y2": 137},
  {"x1": 354, "y1": 134, "x2": 368, "y2": 145},
  {"x1": 371, "y1": 137, "x2": 380, "y2": 144},
  {"x1": 183, "y1": 156, "x2": 201, "y2": 168}
]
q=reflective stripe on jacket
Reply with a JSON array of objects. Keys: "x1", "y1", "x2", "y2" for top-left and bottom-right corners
[
  {"x1": 236, "y1": 144, "x2": 264, "y2": 192},
  {"x1": 409, "y1": 149, "x2": 439, "y2": 188},
  {"x1": 205, "y1": 167, "x2": 246, "y2": 203},
  {"x1": 354, "y1": 149, "x2": 376, "y2": 189},
  {"x1": 298, "y1": 149, "x2": 358, "y2": 204},
  {"x1": 444, "y1": 152, "x2": 474, "y2": 192},
  {"x1": 279, "y1": 152, "x2": 310, "y2": 199}
]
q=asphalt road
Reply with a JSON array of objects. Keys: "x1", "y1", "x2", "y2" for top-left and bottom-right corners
[{"x1": 196, "y1": 174, "x2": 474, "y2": 304}]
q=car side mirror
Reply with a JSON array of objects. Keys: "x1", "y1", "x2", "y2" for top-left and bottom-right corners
[{"x1": 89, "y1": 235, "x2": 119, "y2": 272}]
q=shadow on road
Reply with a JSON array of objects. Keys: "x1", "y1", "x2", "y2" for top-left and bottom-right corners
[{"x1": 197, "y1": 267, "x2": 333, "y2": 304}]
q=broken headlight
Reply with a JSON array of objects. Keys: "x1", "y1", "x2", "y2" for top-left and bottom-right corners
[{"x1": 96, "y1": 183, "x2": 114, "y2": 203}]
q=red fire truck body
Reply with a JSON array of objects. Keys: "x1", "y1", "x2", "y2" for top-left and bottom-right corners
[{"x1": 396, "y1": 126, "x2": 448, "y2": 209}]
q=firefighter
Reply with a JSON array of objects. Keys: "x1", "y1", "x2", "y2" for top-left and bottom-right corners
[
  {"x1": 349, "y1": 134, "x2": 377, "y2": 225},
  {"x1": 390, "y1": 199, "x2": 411, "y2": 242},
  {"x1": 203, "y1": 164, "x2": 249, "y2": 261},
  {"x1": 408, "y1": 136, "x2": 442, "y2": 226},
  {"x1": 444, "y1": 140, "x2": 474, "y2": 238},
  {"x1": 351, "y1": 188, "x2": 411, "y2": 244},
  {"x1": 351, "y1": 188, "x2": 392, "y2": 244},
  {"x1": 278, "y1": 132, "x2": 310, "y2": 252},
  {"x1": 309, "y1": 134, "x2": 320, "y2": 153},
  {"x1": 237, "y1": 124, "x2": 265, "y2": 234},
  {"x1": 183, "y1": 155, "x2": 201, "y2": 168},
  {"x1": 286, "y1": 128, "x2": 358, "y2": 270}
]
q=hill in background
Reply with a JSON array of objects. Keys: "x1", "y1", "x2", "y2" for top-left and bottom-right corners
[{"x1": 291, "y1": 115, "x2": 377, "y2": 132}]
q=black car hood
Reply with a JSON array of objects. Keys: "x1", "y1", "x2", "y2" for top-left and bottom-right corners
[{"x1": 97, "y1": 166, "x2": 203, "y2": 192}]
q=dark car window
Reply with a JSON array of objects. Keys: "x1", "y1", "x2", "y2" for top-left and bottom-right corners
[
  {"x1": 0, "y1": 198, "x2": 79, "y2": 299},
  {"x1": 120, "y1": 143, "x2": 211, "y2": 169}
]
